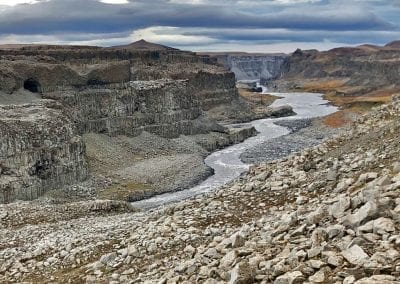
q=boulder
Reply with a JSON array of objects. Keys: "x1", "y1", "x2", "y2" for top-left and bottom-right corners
[
  {"x1": 329, "y1": 197, "x2": 351, "y2": 219},
  {"x1": 343, "y1": 201, "x2": 379, "y2": 228},
  {"x1": 355, "y1": 275, "x2": 396, "y2": 284},
  {"x1": 341, "y1": 245, "x2": 369, "y2": 266},
  {"x1": 274, "y1": 271, "x2": 304, "y2": 284},
  {"x1": 229, "y1": 261, "x2": 255, "y2": 284}
]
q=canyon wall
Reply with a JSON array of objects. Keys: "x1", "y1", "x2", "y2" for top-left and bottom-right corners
[
  {"x1": 0, "y1": 45, "x2": 240, "y2": 202},
  {"x1": 0, "y1": 101, "x2": 88, "y2": 203},
  {"x1": 203, "y1": 53, "x2": 288, "y2": 82},
  {"x1": 271, "y1": 46, "x2": 400, "y2": 95}
]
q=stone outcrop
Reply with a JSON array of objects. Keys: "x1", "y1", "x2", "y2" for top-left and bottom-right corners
[
  {"x1": 0, "y1": 46, "x2": 239, "y2": 138},
  {"x1": 44, "y1": 79, "x2": 211, "y2": 138},
  {"x1": 0, "y1": 101, "x2": 87, "y2": 203}
]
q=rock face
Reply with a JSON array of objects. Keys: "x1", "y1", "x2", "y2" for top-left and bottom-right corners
[
  {"x1": 0, "y1": 43, "x2": 244, "y2": 202},
  {"x1": 203, "y1": 53, "x2": 288, "y2": 82},
  {"x1": 228, "y1": 55, "x2": 287, "y2": 82},
  {"x1": 0, "y1": 101, "x2": 87, "y2": 203},
  {"x1": 0, "y1": 46, "x2": 239, "y2": 138},
  {"x1": 45, "y1": 79, "x2": 208, "y2": 138},
  {"x1": 270, "y1": 44, "x2": 400, "y2": 95}
]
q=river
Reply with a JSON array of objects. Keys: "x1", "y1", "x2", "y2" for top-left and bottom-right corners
[{"x1": 132, "y1": 92, "x2": 337, "y2": 210}]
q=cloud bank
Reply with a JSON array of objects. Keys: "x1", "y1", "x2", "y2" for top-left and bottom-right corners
[{"x1": 0, "y1": 0, "x2": 399, "y2": 52}]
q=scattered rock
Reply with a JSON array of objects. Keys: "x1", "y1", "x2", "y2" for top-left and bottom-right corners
[
  {"x1": 274, "y1": 271, "x2": 304, "y2": 284},
  {"x1": 229, "y1": 261, "x2": 255, "y2": 284},
  {"x1": 342, "y1": 245, "x2": 369, "y2": 266}
]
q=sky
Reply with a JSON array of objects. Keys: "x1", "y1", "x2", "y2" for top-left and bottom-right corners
[{"x1": 0, "y1": 0, "x2": 399, "y2": 53}]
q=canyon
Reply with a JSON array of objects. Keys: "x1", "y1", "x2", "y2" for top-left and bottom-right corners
[
  {"x1": 271, "y1": 43, "x2": 400, "y2": 97},
  {"x1": 0, "y1": 41, "x2": 293, "y2": 203},
  {"x1": 1, "y1": 39, "x2": 400, "y2": 283}
]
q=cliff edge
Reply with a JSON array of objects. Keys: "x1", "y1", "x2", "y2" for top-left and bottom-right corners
[{"x1": 0, "y1": 41, "x2": 263, "y2": 203}]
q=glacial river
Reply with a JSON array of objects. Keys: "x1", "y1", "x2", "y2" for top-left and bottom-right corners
[{"x1": 133, "y1": 92, "x2": 337, "y2": 210}]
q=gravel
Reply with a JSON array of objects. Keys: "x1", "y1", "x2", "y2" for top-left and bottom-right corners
[
  {"x1": 79, "y1": 127, "x2": 256, "y2": 202},
  {"x1": 240, "y1": 118, "x2": 340, "y2": 164},
  {"x1": 2, "y1": 96, "x2": 400, "y2": 283}
]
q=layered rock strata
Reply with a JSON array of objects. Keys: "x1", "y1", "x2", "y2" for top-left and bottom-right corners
[
  {"x1": 202, "y1": 53, "x2": 288, "y2": 82},
  {"x1": 270, "y1": 46, "x2": 400, "y2": 95},
  {"x1": 0, "y1": 44, "x2": 250, "y2": 202}
]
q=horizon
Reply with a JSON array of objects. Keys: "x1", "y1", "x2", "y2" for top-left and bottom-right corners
[
  {"x1": 0, "y1": 0, "x2": 400, "y2": 53},
  {"x1": 0, "y1": 38, "x2": 397, "y2": 55}
]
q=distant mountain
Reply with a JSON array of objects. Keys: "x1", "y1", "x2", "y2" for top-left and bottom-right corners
[
  {"x1": 385, "y1": 40, "x2": 400, "y2": 49},
  {"x1": 357, "y1": 44, "x2": 383, "y2": 52},
  {"x1": 0, "y1": 44, "x2": 101, "y2": 51},
  {"x1": 109, "y1": 39, "x2": 178, "y2": 51}
]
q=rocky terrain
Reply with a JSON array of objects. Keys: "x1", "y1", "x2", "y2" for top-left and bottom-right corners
[
  {"x1": 241, "y1": 118, "x2": 340, "y2": 164},
  {"x1": 0, "y1": 40, "x2": 291, "y2": 203},
  {"x1": 1, "y1": 88, "x2": 400, "y2": 283},
  {"x1": 2, "y1": 39, "x2": 400, "y2": 283},
  {"x1": 269, "y1": 42, "x2": 400, "y2": 99}
]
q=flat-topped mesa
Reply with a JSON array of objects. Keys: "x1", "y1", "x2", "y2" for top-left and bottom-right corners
[{"x1": 0, "y1": 101, "x2": 88, "y2": 203}]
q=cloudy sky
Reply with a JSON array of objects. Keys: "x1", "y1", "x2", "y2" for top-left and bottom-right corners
[{"x1": 0, "y1": 0, "x2": 399, "y2": 53}]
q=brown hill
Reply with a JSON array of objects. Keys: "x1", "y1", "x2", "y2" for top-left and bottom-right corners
[
  {"x1": 385, "y1": 40, "x2": 400, "y2": 48},
  {"x1": 109, "y1": 39, "x2": 178, "y2": 51}
]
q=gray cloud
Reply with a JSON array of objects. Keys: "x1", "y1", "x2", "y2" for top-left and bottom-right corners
[{"x1": 0, "y1": 0, "x2": 399, "y2": 52}]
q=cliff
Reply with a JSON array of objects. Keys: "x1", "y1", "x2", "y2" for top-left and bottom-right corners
[
  {"x1": 0, "y1": 101, "x2": 87, "y2": 203},
  {"x1": 201, "y1": 52, "x2": 288, "y2": 82},
  {"x1": 270, "y1": 44, "x2": 400, "y2": 97},
  {"x1": 0, "y1": 42, "x2": 244, "y2": 202}
]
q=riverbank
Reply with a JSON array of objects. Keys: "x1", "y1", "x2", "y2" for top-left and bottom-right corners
[
  {"x1": 1, "y1": 95, "x2": 399, "y2": 283},
  {"x1": 41, "y1": 125, "x2": 258, "y2": 203},
  {"x1": 241, "y1": 118, "x2": 342, "y2": 164},
  {"x1": 131, "y1": 92, "x2": 338, "y2": 210}
]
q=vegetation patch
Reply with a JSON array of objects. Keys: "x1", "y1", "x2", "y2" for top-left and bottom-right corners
[
  {"x1": 323, "y1": 89, "x2": 395, "y2": 128},
  {"x1": 324, "y1": 111, "x2": 352, "y2": 128},
  {"x1": 98, "y1": 182, "x2": 152, "y2": 201},
  {"x1": 303, "y1": 79, "x2": 348, "y2": 92}
]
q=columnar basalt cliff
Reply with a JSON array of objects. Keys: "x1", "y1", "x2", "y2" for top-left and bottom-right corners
[
  {"x1": 0, "y1": 101, "x2": 87, "y2": 203},
  {"x1": 0, "y1": 42, "x2": 246, "y2": 202},
  {"x1": 44, "y1": 80, "x2": 211, "y2": 138}
]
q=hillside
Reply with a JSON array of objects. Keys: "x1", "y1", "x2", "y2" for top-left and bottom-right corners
[
  {"x1": 2, "y1": 89, "x2": 400, "y2": 284},
  {"x1": 385, "y1": 40, "x2": 400, "y2": 49},
  {"x1": 109, "y1": 39, "x2": 178, "y2": 51},
  {"x1": 270, "y1": 42, "x2": 400, "y2": 97}
]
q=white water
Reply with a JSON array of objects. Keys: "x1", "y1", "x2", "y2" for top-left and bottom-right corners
[{"x1": 133, "y1": 92, "x2": 337, "y2": 210}]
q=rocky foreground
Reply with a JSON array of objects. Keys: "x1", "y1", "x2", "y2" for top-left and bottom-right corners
[{"x1": 1, "y1": 96, "x2": 400, "y2": 283}]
